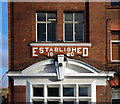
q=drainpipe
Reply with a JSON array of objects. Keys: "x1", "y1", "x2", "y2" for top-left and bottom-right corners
[{"x1": 105, "y1": 1, "x2": 111, "y2": 103}]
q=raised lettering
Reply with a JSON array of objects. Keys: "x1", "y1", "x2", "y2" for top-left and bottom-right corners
[
  {"x1": 83, "y1": 48, "x2": 88, "y2": 56},
  {"x1": 77, "y1": 48, "x2": 82, "y2": 54},
  {"x1": 33, "y1": 47, "x2": 38, "y2": 57},
  {"x1": 39, "y1": 47, "x2": 44, "y2": 53}
]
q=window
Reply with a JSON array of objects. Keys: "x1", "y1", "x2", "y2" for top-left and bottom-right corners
[
  {"x1": 48, "y1": 86, "x2": 59, "y2": 97},
  {"x1": 79, "y1": 100, "x2": 90, "y2": 104},
  {"x1": 33, "y1": 86, "x2": 44, "y2": 97},
  {"x1": 36, "y1": 12, "x2": 57, "y2": 42},
  {"x1": 63, "y1": 85, "x2": 75, "y2": 97},
  {"x1": 32, "y1": 84, "x2": 92, "y2": 103},
  {"x1": 111, "y1": 1, "x2": 120, "y2": 6},
  {"x1": 79, "y1": 85, "x2": 91, "y2": 97},
  {"x1": 110, "y1": 30, "x2": 120, "y2": 62},
  {"x1": 64, "y1": 13, "x2": 84, "y2": 42},
  {"x1": 48, "y1": 101, "x2": 59, "y2": 104},
  {"x1": 63, "y1": 100, "x2": 75, "y2": 104},
  {"x1": 33, "y1": 101, "x2": 44, "y2": 104},
  {"x1": 112, "y1": 87, "x2": 120, "y2": 104}
]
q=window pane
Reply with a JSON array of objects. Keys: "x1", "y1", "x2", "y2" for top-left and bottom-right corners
[
  {"x1": 47, "y1": 23, "x2": 56, "y2": 41},
  {"x1": 48, "y1": 87, "x2": 59, "y2": 96},
  {"x1": 112, "y1": 42, "x2": 120, "y2": 60},
  {"x1": 65, "y1": 23, "x2": 73, "y2": 41},
  {"x1": 47, "y1": 13, "x2": 56, "y2": 22},
  {"x1": 75, "y1": 13, "x2": 84, "y2": 22},
  {"x1": 37, "y1": 23, "x2": 46, "y2": 41},
  {"x1": 79, "y1": 87, "x2": 88, "y2": 96},
  {"x1": 48, "y1": 101, "x2": 59, "y2": 104},
  {"x1": 75, "y1": 23, "x2": 84, "y2": 42},
  {"x1": 112, "y1": 99, "x2": 120, "y2": 104},
  {"x1": 63, "y1": 101, "x2": 74, "y2": 104},
  {"x1": 111, "y1": 2, "x2": 120, "y2": 6},
  {"x1": 63, "y1": 87, "x2": 74, "y2": 96},
  {"x1": 33, "y1": 87, "x2": 43, "y2": 97},
  {"x1": 33, "y1": 101, "x2": 44, "y2": 104},
  {"x1": 65, "y1": 13, "x2": 73, "y2": 21},
  {"x1": 79, "y1": 101, "x2": 88, "y2": 104},
  {"x1": 37, "y1": 13, "x2": 46, "y2": 21},
  {"x1": 111, "y1": 31, "x2": 120, "y2": 40}
]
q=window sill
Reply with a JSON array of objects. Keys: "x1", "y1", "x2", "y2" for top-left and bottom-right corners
[
  {"x1": 107, "y1": 61, "x2": 120, "y2": 64},
  {"x1": 107, "y1": 6, "x2": 120, "y2": 9},
  {"x1": 30, "y1": 42, "x2": 92, "y2": 47}
]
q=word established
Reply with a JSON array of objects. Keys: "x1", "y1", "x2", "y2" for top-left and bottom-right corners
[{"x1": 31, "y1": 46, "x2": 89, "y2": 57}]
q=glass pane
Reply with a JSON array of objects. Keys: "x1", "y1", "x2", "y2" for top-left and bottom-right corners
[
  {"x1": 75, "y1": 13, "x2": 84, "y2": 22},
  {"x1": 48, "y1": 87, "x2": 59, "y2": 96},
  {"x1": 75, "y1": 23, "x2": 84, "y2": 42},
  {"x1": 48, "y1": 101, "x2": 59, "y2": 104},
  {"x1": 112, "y1": 99, "x2": 120, "y2": 104},
  {"x1": 37, "y1": 13, "x2": 46, "y2": 21},
  {"x1": 79, "y1": 87, "x2": 88, "y2": 96},
  {"x1": 47, "y1": 13, "x2": 56, "y2": 22},
  {"x1": 33, "y1": 87, "x2": 43, "y2": 97},
  {"x1": 65, "y1": 13, "x2": 73, "y2": 21},
  {"x1": 33, "y1": 101, "x2": 44, "y2": 104},
  {"x1": 111, "y1": 2, "x2": 120, "y2": 6},
  {"x1": 47, "y1": 23, "x2": 56, "y2": 41},
  {"x1": 63, "y1": 101, "x2": 74, "y2": 104},
  {"x1": 37, "y1": 23, "x2": 46, "y2": 41},
  {"x1": 79, "y1": 101, "x2": 88, "y2": 104},
  {"x1": 63, "y1": 87, "x2": 74, "y2": 96},
  {"x1": 65, "y1": 23, "x2": 73, "y2": 41},
  {"x1": 111, "y1": 31, "x2": 120, "y2": 40}
]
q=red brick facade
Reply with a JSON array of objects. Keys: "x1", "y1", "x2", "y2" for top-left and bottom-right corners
[{"x1": 8, "y1": 1, "x2": 120, "y2": 103}]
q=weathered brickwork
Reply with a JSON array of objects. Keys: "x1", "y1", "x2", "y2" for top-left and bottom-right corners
[
  {"x1": 8, "y1": 2, "x2": 109, "y2": 71},
  {"x1": 8, "y1": 2, "x2": 120, "y2": 103}
]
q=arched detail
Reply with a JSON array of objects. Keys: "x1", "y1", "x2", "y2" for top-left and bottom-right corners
[
  {"x1": 22, "y1": 59, "x2": 54, "y2": 74},
  {"x1": 22, "y1": 58, "x2": 100, "y2": 74},
  {"x1": 67, "y1": 58, "x2": 100, "y2": 74}
]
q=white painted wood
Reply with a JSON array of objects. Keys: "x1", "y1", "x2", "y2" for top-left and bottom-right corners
[
  {"x1": 30, "y1": 83, "x2": 96, "y2": 103},
  {"x1": 30, "y1": 43, "x2": 92, "y2": 46},
  {"x1": 110, "y1": 40, "x2": 120, "y2": 62},
  {"x1": 22, "y1": 59, "x2": 54, "y2": 74},
  {"x1": 44, "y1": 84, "x2": 47, "y2": 102},
  {"x1": 9, "y1": 73, "x2": 114, "y2": 77},
  {"x1": 91, "y1": 80, "x2": 96, "y2": 102},
  {"x1": 55, "y1": 55, "x2": 66, "y2": 80},
  {"x1": 76, "y1": 84, "x2": 79, "y2": 102},
  {"x1": 26, "y1": 81, "x2": 31, "y2": 102},
  {"x1": 36, "y1": 13, "x2": 37, "y2": 42}
]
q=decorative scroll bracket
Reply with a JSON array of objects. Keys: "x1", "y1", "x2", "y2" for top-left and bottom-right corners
[{"x1": 55, "y1": 54, "x2": 67, "y2": 80}]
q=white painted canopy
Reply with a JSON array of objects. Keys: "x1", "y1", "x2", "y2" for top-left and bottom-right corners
[{"x1": 8, "y1": 58, "x2": 115, "y2": 78}]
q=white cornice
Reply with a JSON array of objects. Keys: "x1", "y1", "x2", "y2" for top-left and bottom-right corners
[
  {"x1": 30, "y1": 43, "x2": 92, "y2": 47},
  {"x1": 7, "y1": 72, "x2": 115, "y2": 77}
]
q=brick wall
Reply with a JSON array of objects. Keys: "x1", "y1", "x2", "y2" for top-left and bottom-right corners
[
  {"x1": 8, "y1": 2, "x2": 118, "y2": 103},
  {"x1": 8, "y1": 2, "x2": 108, "y2": 71}
]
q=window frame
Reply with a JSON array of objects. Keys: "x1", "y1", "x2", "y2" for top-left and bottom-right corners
[
  {"x1": 79, "y1": 84, "x2": 91, "y2": 97},
  {"x1": 31, "y1": 83, "x2": 92, "y2": 103},
  {"x1": 63, "y1": 12, "x2": 85, "y2": 42},
  {"x1": 110, "y1": 40, "x2": 120, "y2": 62},
  {"x1": 36, "y1": 13, "x2": 57, "y2": 42},
  {"x1": 111, "y1": 1, "x2": 120, "y2": 6},
  {"x1": 112, "y1": 87, "x2": 120, "y2": 104}
]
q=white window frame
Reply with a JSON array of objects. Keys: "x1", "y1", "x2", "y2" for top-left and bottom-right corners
[
  {"x1": 63, "y1": 13, "x2": 84, "y2": 42},
  {"x1": 36, "y1": 13, "x2": 57, "y2": 42},
  {"x1": 31, "y1": 83, "x2": 95, "y2": 103},
  {"x1": 110, "y1": 40, "x2": 120, "y2": 62}
]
